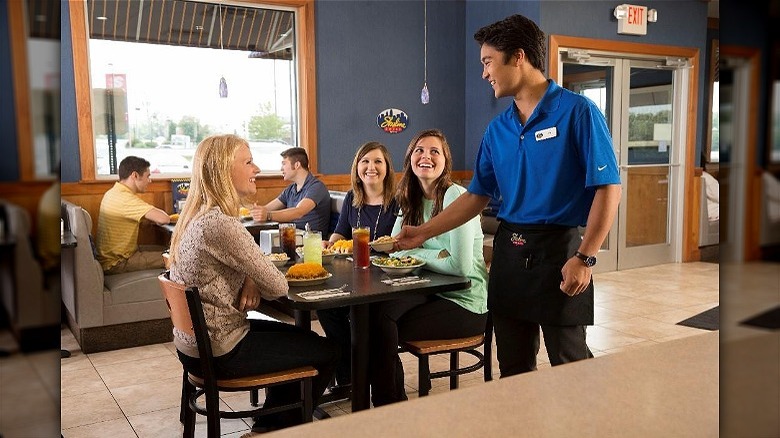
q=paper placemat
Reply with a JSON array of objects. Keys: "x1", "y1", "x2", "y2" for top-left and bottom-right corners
[{"x1": 298, "y1": 289, "x2": 351, "y2": 300}]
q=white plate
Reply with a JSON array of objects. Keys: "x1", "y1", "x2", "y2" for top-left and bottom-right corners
[
  {"x1": 371, "y1": 259, "x2": 426, "y2": 275},
  {"x1": 286, "y1": 273, "x2": 332, "y2": 286}
]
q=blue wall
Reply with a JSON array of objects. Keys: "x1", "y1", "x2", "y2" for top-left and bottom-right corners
[
  {"x1": 60, "y1": 0, "x2": 715, "y2": 182},
  {"x1": 315, "y1": 0, "x2": 466, "y2": 174},
  {"x1": 61, "y1": 0, "x2": 80, "y2": 181}
]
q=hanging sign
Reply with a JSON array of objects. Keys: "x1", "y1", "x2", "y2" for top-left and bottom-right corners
[{"x1": 376, "y1": 108, "x2": 409, "y2": 134}]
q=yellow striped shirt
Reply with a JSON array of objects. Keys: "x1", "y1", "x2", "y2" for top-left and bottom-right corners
[{"x1": 96, "y1": 182, "x2": 154, "y2": 271}]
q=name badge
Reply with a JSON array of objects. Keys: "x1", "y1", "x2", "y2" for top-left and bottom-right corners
[{"x1": 534, "y1": 127, "x2": 557, "y2": 141}]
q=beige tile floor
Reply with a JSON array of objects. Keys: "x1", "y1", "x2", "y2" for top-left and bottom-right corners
[{"x1": 11, "y1": 261, "x2": 727, "y2": 437}]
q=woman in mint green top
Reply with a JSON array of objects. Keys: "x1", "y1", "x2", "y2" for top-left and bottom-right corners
[{"x1": 368, "y1": 129, "x2": 488, "y2": 406}]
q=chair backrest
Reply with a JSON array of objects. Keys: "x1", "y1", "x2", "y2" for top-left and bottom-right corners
[
  {"x1": 157, "y1": 273, "x2": 194, "y2": 337},
  {"x1": 157, "y1": 272, "x2": 218, "y2": 381}
]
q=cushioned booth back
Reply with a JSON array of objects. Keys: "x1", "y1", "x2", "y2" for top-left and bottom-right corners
[
  {"x1": 62, "y1": 200, "x2": 105, "y2": 328},
  {"x1": 0, "y1": 201, "x2": 52, "y2": 329}
]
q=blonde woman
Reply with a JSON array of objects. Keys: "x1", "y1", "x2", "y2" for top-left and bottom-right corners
[{"x1": 169, "y1": 134, "x2": 337, "y2": 433}]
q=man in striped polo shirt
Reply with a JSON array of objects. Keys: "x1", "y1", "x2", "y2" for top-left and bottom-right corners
[{"x1": 96, "y1": 156, "x2": 171, "y2": 274}]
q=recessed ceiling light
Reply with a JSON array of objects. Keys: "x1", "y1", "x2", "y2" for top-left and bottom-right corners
[
  {"x1": 96, "y1": 16, "x2": 108, "y2": 20},
  {"x1": 195, "y1": 25, "x2": 203, "y2": 30}
]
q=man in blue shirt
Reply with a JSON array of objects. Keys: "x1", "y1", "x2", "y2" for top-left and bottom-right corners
[
  {"x1": 396, "y1": 14, "x2": 621, "y2": 377},
  {"x1": 252, "y1": 147, "x2": 331, "y2": 233}
]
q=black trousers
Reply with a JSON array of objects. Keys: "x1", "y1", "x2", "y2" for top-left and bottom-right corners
[
  {"x1": 316, "y1": 306, "x2": 352, "y2": 385},
  {"x1": 178, "y1": 319, "x2": 338, "y2": 427},
  {"x1": 368, "y1": 295, "x2": 487, "y2": 406},
  {"x1": 492, "y1": 313, "x2": 593, "y2": 377}
]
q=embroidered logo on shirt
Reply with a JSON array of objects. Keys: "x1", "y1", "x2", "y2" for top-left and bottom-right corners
[
  {"x1": 510, "y1": 233, "x2": 527, "y2": 246},
  {"x1": 598, "y1": 165, "x2": 608, "y2": 171},
  {"x1": 534, "y1": 127, "x2": 557, "y2": 141}
]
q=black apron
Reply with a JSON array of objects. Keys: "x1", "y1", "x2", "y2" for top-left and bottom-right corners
[{"x1": 487, "y1": 222, "x2": 594, "y2": 325}]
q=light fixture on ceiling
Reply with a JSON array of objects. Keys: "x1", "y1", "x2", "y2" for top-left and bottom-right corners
[
  {"x1": 420, "y1": 0, "x2": 429, "y2": 105},
  {"x1": 217, "y1": 3, "x2": 228, "y2": 98}
]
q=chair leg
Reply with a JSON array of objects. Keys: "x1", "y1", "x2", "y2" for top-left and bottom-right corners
[
  {"x1": 449, "y1": 352, "x2": 460, "y2": 390},
  {"x1": 180, "y1": 371, "x2": 188, "y2": 424},
  {"x1": 418, "y1": 355, "x2": 431, "y2": 397},
  {"x1": 303, "y1": 378, "x2": 314, "y2": 423},
  {"x1": 182, "y1": 380, "x2": 196, "y2": 438},
  {"x1": 250, "y1": 389, "x2": 259, "y2": 407},
  {"x1": 205, "y1": 389, "x2": 221, "y2": 438}
]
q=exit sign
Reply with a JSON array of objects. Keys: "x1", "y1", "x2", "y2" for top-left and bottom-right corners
[{"x1": 618, "y1": 4, "x2": 648, "y2": 35}]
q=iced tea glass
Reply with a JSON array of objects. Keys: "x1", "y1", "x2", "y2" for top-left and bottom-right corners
[
  {"x1": 352, "y1": 226, "x2": 370, "y2": 269},
  {"x1": 279, "y1": 223, "x2": 297, "y2": 260}
]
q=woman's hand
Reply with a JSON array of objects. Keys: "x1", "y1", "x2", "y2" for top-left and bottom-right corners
[{"x1": 238, "y1": 276, "x2": 261, "y2": 311}]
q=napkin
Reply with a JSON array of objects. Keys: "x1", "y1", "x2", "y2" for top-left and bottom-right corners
[
  {"x1": 298, "y1": 288, "x2": 351, "y2": 300},
  {"x1": 381, "y1": 276, "x2": 431, "y2": 286}
]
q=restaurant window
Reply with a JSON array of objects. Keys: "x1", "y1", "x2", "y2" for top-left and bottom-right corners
[{"x1": 74, "y1": 0, "x2": 315, "y2": 178}]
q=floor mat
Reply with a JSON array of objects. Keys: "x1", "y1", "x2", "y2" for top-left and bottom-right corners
[
  {"x1": 677, "y1": 306, "x2": 719, "y2": 331},
  {"x1": 740, "y1": 305, "x2": 780, "y2": 330}
]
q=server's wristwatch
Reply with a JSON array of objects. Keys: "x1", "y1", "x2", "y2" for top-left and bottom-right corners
[{"x1": 573, "y1": 251, "x2": 597, "y2": 267}]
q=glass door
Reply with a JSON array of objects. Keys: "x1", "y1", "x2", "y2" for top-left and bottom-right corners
[{"x1": 561, "y1": 51, "x2": 687, "y2": 271}]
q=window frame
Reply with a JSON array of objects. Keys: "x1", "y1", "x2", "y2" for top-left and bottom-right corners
[
  {"x1": 704, "y1": 38, "x2": 719, "y2": 165},
  {"x1": 68, "y1": 0, "x2": 318, "y2": 181}
]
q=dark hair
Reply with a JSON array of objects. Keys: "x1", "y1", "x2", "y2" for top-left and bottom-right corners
[
  {"x1": 351, "y1": 142, "x2": 396, "y2": 210},
  {"x1": 281, "y1": 147, "x2": 309, "y2": 171},
  {"x1": 473, "y1": 14, "x2": 546, "y2": 72},
  {"x1": 396, "y1": 129, "x2": 453, "y2": 227},
  {"x1": 117, "y1": 156, "x2": 151, "y2": 180}
]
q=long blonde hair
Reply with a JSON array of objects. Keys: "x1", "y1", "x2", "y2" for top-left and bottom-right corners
[
  {"x1": 169, "y1": 134, "x2": 247, "y2": 265},
  {"x1": 350, "y1": 141, "x2": 396, "y2": 210}
]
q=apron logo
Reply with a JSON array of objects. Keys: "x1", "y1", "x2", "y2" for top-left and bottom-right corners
[{"x1": 510, "y1": 233, "x2": 526, "y2": 246}]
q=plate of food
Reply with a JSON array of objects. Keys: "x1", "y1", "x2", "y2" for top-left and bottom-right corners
[
  {"x1": 372, "y1": 256, "x2": 426, "y2": 275},
  {"x1": 239, "y1": 207, "x2": 253, "y2": 221},
  {"x1": 266, "y1": 252, "x2": 290, "y2": 268},
  {"x1": 285, "y1": 262, "x2": 332, "y2": 286},
  {"x1": 330, "y1": 239, "x2": 353, "y2": 256},
  {"x1": 169, "y1": 213, "x2": 179, "y2": 223},
  {"x1": 370, "y1": 235, "x2": 397, "y2": 253}
]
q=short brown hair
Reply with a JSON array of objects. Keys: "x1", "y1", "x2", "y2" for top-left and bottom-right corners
[
  {"x1": 117, "y1": 156, "x2": 150, "y2": 180},
  {"x1": 281, "y1": 147, "x2": 309, "y2": 171}
]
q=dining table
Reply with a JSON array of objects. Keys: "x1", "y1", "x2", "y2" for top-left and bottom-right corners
[{"x1": 283, "y1": 257, "x2": 471, "y2": 412}]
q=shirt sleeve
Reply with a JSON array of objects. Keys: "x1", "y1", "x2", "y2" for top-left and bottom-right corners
[
  {"x1": 577, "y1": 100, "x2": 620, "y2": 188},
  {"x1": 303, "y1": 180, "x2": 330, "y2": 205},
  {"x1": 202, "y1": 215, "x2": 288, "y2": 300},
  {"x1": 121, "y1": 190, "x2": 155, "y2": 221},
  {"x1": 467, "y1": 134, "x2": 500, "y2": 200}
]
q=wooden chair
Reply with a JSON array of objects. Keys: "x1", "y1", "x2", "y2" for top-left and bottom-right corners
[
  {"x1": 401, "y1": 313, "x2": 493, "y2": 397},
  {"x1": 158, "y1": 273, "x2": 318, "y2": 438}
]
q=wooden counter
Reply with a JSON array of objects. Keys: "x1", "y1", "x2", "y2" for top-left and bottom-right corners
[{"x1": 268, "y1": 332, "x2": 718, "y2": 437}]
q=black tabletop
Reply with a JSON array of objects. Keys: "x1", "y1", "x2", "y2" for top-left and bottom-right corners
[{"x1": 284, "y1": 258, "x2": 471, "y2": 310}]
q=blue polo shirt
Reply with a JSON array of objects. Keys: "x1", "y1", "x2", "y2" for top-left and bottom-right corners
[
  {"x1": 278, "y1": 172, "x2": 331, "y2": 233},
  {"x1": 468, "y1": 80, "x2": 620, "y2": 227}
]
